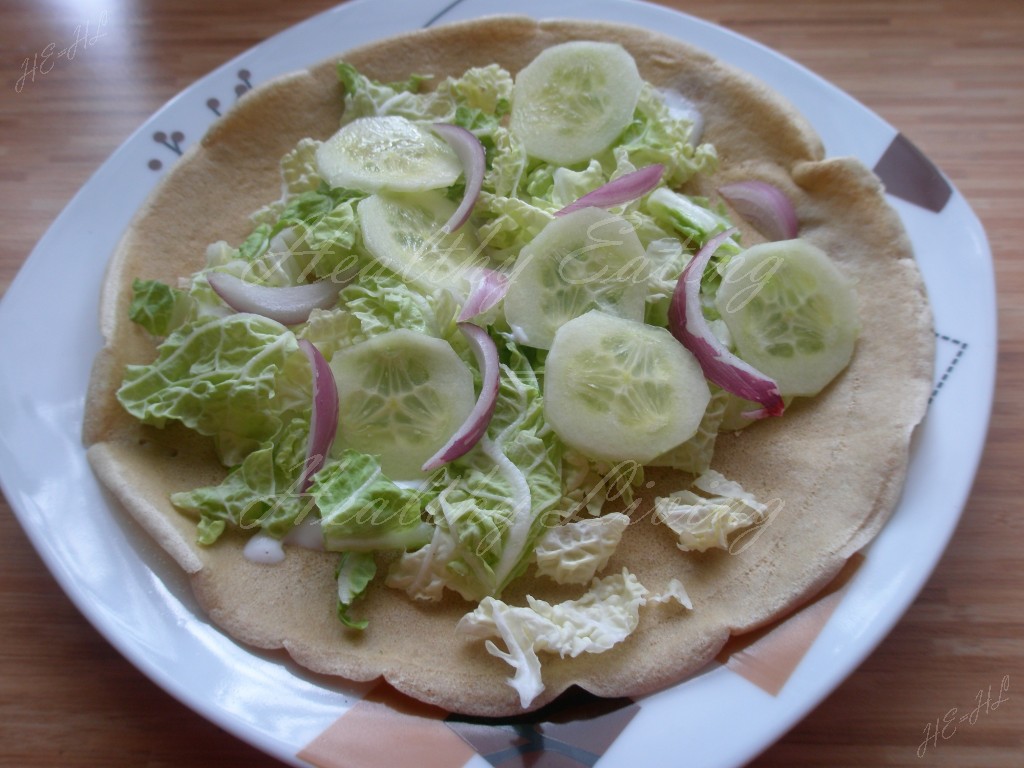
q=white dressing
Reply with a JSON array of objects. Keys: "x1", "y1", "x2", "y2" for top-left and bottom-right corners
[{"x1": 242, "y1": 533, "x2": 286, "y2": 565}]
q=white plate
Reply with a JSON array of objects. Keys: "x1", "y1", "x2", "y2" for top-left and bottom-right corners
[{"x1": 0, "y1": 0, "x2": 995, "y2": 766}]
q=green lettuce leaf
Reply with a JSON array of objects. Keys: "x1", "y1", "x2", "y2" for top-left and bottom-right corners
[
  {"x1": 298, "y1": 271, "x2": 460, "y2": 362},
  {"x1": 117, "y1": 314, "x2": 311, "y2": 466},
  {"x1": 171, "y1": 416, "x2": 312, "y2": 545},
  {"x1": 647, "y1": 187, "x2": 739, "y2": 251},
  {"x1": 609, "y1": 83, "x2": 717, "y2": 187},
  {"x1": 335, "y1": 551, "x2": 378, "y2": 630},
  {"x1": 475, "y1": 192, "x2": 554, "y2": 255},
  {"x1": 260, "y1": 185, "x2": 366, "y2": 283},
  {"x1": 337, "y1": 61, "x2": 512, "y2": 140},
  {"x1": 213, "y1": 180, "x2": 368, "y2": 291},
  {"x1": 290, "y1": 200, "x2": 362, "y2": 282},
  {"x1": 238, "y1": 223, "x2": 272, "y2": 262},
  {"x1": 443, "y1": 64, "x2": 513, "y2": 117},
  {"x1": 641, "y1": 236, "x2": 690, "y2": 328},
  {"x1": 279, "y1": 137, "x2": 327, "y2": 198},
  {"x1": 337, "y1": 62, "x2": 432, "y2": 120},
  {"x1": 342, "y1": 271, "x2": 459, "y2": 340},
  {"x1": 483, "y1": 126, "x2": 529, "y2": 198},
  {"x1": 646, "y1": 187, "x2": 743, "y2": 307},
  {"x1": 297, "y1": 307, "x2": 366, "y2": 363},
  {"x1": 311, "y1": 450, "x2": 433, "y2": 551},
  {"x1": 249, "y1": 137, "x2": 327, "y2": 226},
  {"x1": 128, "y1": 278, "x2": 191, "y2": 336}
]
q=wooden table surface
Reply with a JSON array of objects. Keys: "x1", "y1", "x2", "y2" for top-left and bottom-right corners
[{"x1": 1, "y1": 1, "x2": 1021, "y2": 766}]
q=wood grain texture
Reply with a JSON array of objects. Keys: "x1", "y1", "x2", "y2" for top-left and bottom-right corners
[{"x1": 1, "y1": 1, "x2": 1021, "y2": 766}]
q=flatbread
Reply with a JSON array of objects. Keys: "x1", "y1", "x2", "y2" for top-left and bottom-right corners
[{"x1": 82, "y1": 16, "x2": 934, "y2": 716}]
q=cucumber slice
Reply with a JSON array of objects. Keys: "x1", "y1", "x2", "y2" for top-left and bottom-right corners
[
  {"x1": 504, "y1": 207, "x2": 649, "y2": 350},
  {"x1": 714, "y1": 239, "x2": 860, "y2": 397},
  {"x1": 544, "y1": 310, "x2": 711, "y2": 464},
  {"x1": 329, "y1": 329, "x2": 475, "y2": 480},
  {"x1": 316, "y1": 116, "x2": 462, "y2": 193},
  {"x1": 510, "y1": 41, "x2": 642, "y2": 166},
  {"x1": 357, "y1": 191, "x2": 483, "y2": 294}
]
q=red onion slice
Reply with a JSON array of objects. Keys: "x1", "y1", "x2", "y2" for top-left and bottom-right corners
[
  {"x1": 668, "y1": 228, "x2": 785, "y2": 419},
  {"x1": 432, "y1": 123, "x2": 486, "y2": 233},
  {"x1": 298, "y1": 339, "x2": 339, "y2": 491},
  {"x1": 207, "y1": 271, "x2": 342, "y2": 326},
  {"x1": 421, "y1": 323, "x2": 500, "y2": 471},
  {"x1": 718, "y1": 180, "x2": 799, "y2": 242},
  {"x1": 457, "y1": 268, "x2": 509, "y2": 322},
  {"x1": 555, "y1": 164, "x2": 665, "y2": 217}
]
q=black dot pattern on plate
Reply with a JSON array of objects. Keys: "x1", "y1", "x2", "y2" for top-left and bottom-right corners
[
  {"x1": 148, "y1": 130, "x2": 186, "y2": 170},
  {"x1": 235, "y1": 68, "x2": 252, "y2": 97},
  {"x1": 152, "y1": 131, "x2": 184, "y2": 152},
  {"x1": 149, "y1": 70, "x2": 256, "y2": 170}
]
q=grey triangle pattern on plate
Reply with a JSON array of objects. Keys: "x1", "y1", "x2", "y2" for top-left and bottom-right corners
[{"x1": 931, "y1": 332, "x2": 968, "y2": 404}]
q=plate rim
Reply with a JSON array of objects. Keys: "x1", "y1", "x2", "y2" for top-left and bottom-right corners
[{"x1": 0, "y1": 1, "x2": 997, "y2": 766}]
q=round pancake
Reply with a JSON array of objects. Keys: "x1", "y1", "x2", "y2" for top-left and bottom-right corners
[{"x1": 83, "y1": 16, "x2": 934, "y2": 716}]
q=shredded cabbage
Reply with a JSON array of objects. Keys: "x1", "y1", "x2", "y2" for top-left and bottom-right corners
[
  {"x1": 457, "y1": 568, "x2": 689, "y2": 707},
  {"x1": 654, "y1": 469, "x2": 768, "y2": 552},
  {"x1": 533, "y1": 513, "x2": 630, "y2": 585}
]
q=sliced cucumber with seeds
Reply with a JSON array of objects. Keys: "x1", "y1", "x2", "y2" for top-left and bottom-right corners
[
  {"x1": 329, "y1": 329, "x2": 475, "y2": 481},
  {"x1": 510, "y1": 41, "x2": 642, "y2": 166},
  {"x1": 714, "y1": 239, "x2": 859, "y2": 397},
  {"x1": 316, "y1": 116, "x2": 462, "y2": 193},
  {"x1": 543, "y1": 310, "x2": 711, "y2": 464},
  {"x1": 504, "y1": 207, "x2": 649, "y2": 350},
  {"x1": 358, "y1": 190, "x2": 483, "y2": 294}
]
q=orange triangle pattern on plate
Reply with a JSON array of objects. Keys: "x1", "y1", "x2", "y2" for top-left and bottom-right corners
[
  {"x1": 297, "y1": 684, "x2": 476, "y2": 768},
  {"x1": 716, "y1": 553, "x2": 866, "y2": 695}
]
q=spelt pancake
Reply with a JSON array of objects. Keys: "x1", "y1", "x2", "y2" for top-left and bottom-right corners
[{"x1": 82, "y1": 16, "x2": 934, "y2": 716}]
